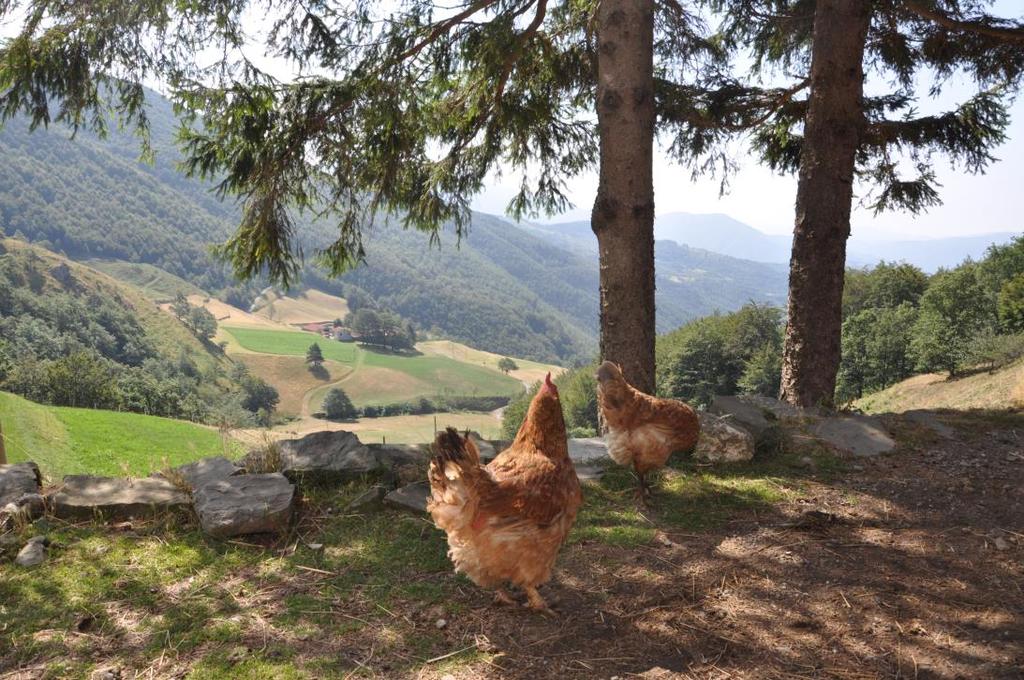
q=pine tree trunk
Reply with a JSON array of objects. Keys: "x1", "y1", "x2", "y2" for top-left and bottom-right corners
[
  {"x1": 779, "y1": 0, "x2": 871, "y2": 408},
  {"x1": 591, "y1": 0, "x2": 657, "y2": 394}
]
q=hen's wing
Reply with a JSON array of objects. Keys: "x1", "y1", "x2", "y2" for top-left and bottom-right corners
[{"x1": 480, "y1": 450, "x2": 580, "y2": 530}]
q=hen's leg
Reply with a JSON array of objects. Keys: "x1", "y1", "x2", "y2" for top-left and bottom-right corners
[
  {"x1": 493, "y1": 587, "x2": 516, "y2": 607},
  {"x1": 636, "y1": 469, "x2": 657, "y2": 506},
  {"x1": 524, "y1": 586, "x2": 557, "y2": 616}
]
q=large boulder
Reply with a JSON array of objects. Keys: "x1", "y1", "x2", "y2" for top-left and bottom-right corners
[
  {"x1": 278, "y1": 430, "x2": 379, "y2": 482},
  {"x1": 710, "y1": 395, "x2": 820, "y2": 439},
  {"x1": 812, "y1": 415, "x2": 896, "y2": 457},
  {"x1": 365, "y1": 443, "x2": 430, "y2": 469},
  {"x1": 467, "y1": 433, "x2": 497, "y2": 462},
  {"x1": 568, "y1": 438, "x2": 611, "y2": 464},
  {"x1": 694, "y1": 413, "x2": 755, "y2": 463},
  {"x1": 0, "y1": 462, "x2": 42, "y2": 506},
  {"x1": 2, "y1": 492, "x2": 45, "y2": 524},
  {"x1": 157, "y1": 456, "x2": 244, "y2": 492},
  {"x1": 193, "y1": 473, "x2": 295, "y2": 538},
  {"x1": 50, "y1": 476, "x2": 189, "y2": 520},
  {"x1": 709, "y1": 396, "x2": 774, "y2": 438}
]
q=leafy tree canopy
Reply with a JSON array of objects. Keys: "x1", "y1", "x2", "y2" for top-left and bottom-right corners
[{"x1": 673, "y1": 1, "x2": 1024, "y2": 214}]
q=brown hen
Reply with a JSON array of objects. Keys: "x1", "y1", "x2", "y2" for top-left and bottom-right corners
[
  {"x1": 427, "y1": 374, "x2": 582, "y2": 613},
  {"x1": 595, "y1": 361, "x2": 700, "y2": 498}
]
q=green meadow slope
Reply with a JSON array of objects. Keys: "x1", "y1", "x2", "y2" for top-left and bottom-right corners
[
  {"x1": 0, "y1": 392, "x2": 238, "y2": 479},
  {"x1": 1, "y1": 239, "x2": 232, "y2": 381}
]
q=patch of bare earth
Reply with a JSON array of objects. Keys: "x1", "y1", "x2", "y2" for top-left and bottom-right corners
[{"x1": 383, "y1": 417, "x2": 1023, "y2": 679}]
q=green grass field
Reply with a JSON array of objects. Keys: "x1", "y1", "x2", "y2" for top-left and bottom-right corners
[
  {"x1": 223, "y1": 327, "x2": 361, "y2": 363},
  {"x1": 220, "y1": 326, "x2": 523, "y2": 408},
  {"x1": 0, "y1": 392, "x2": 240, "y2": 480}
]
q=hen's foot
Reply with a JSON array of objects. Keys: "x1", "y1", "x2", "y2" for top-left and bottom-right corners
[
  {"x1": 524, "y1": 586, "x2": 558, "y2": 618},
  {"x1": 493, "y1": 588, "x2": 516, "y2": 607},
  {"x1": 635, "y1": 475, "x2": 657, "y2": 507}
]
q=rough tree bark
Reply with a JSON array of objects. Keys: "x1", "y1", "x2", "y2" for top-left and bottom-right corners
[
  {"x1": 591, "y1": 0, "x2": 657, "y2": 395},
  {"x1": 779, "y1": 0, "x2": 871, "y2": 408}
]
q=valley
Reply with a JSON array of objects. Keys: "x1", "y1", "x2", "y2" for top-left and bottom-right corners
[{"x1": 203, "y1": 290, "x2": 544, "y2": 445}]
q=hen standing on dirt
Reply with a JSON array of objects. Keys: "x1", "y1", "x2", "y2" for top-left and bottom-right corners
[
  {"x1": 595, "y1": 361, "x2": 700, "y2": 499},
  {"x1": 427, "y1": 374, "x2": 582, "y2": 614}
]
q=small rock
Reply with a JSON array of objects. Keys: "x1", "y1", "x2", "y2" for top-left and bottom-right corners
[
  {"x1": 384, "y1": 481, "x2": 430, "y2": 515},
  {"x1": 993, "y1": 537, "x2": 1010, "y2": 551},
  {"x1": 0, "y1": 533, "x2": 20, "y2": 549},
  {"x1": 346, "y1": 485, "x2": 388, "y2": 511},
  {"x1": 306, "y1": 543, "x2": 324, "y2": 551},
  {"x1": 90, "y1": 668, "x2": 121, "y2": 680},
  {"x1": 798, "y1": 456, "x2": 814, "y2": 468},
  {"x1": 435, "y1": 618, "x2": 448, "y2": 629},
  {"x1": 26, "y1": 534, "x2": 49, "y2": 546},
  {"x1": 15, "y1": 540, "x2": 45, "y2": 567},
  {"x1": 441, "y1": 675, "x2": 456, "y2": 680}
]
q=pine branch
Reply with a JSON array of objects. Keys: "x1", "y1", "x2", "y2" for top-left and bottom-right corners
[
  {"x1": 905, "y1": 1, "x2": 1024, "y2": 44},
  {"x1": 396, "y1": 0, "x2": 507, "y2": 62}
]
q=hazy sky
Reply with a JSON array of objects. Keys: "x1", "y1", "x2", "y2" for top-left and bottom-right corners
[{"x1": 474, "y1": 76, "x2": 1024, "y2": 242}]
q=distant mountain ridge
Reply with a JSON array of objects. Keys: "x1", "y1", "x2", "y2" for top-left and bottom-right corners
[{"x1": 546, "y1": 211, "x2": 1019, "y2": 272}]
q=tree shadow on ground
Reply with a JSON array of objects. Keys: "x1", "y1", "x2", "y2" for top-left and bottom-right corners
[{"x1": 2, "y1": 416, "x2": 1022, "y2": 678}]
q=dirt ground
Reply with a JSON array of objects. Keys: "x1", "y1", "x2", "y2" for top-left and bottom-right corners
[{"x1": 393, "y1": 414, "x2": 1024, "y2": 679}]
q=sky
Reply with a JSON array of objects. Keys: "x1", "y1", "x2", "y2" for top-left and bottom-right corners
[
  {"x1": 472, "y1": 92, "x2": 1024, "y2": 241},
  {"x1": 473, "y1": 63, "x2": 1024, "y2": 242},
  {"x1": 2, "y1": 1, "x2": 1022, "y2": 242}
]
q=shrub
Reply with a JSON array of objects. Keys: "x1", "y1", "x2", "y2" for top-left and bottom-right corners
[
  {"x1": 965, "y1": 331, "x2": 1024, "y2": 372},
  {"x1": 323, "y1": 387, "x2": 358, "y2": 420}
]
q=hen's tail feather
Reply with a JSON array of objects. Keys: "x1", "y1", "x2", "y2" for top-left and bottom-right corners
[
  {"x1": 435, "y1": 426, "x2": 467, "y2": 462},
  {"x1": 428, "y1": 427, "x2": 482, "y2": 531}
]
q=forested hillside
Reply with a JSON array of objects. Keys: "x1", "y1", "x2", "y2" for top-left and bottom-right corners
[
  {"x1": 523, "y1": 220, "x2": 788, "y2": 326},
  {"x1": 1, "y1": 88, "x2": 791, "y2": 363},
  {"x1": 0, "y1": 239, "x2": 279, "y2": 424}
]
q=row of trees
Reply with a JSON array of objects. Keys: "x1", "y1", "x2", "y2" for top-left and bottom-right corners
[
  {"x1": 344, "y1": 309, "x2": 417, "y2": 352},
  {"x1": 648, "y1": 236, "x2": 1024, "y2": 409},
  {"x1": 2, "y1": 1, "x2": 1022, "y2": 407},
  {"x1": 170, "y1": 293, "x2": 218, "y2": 341}
]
